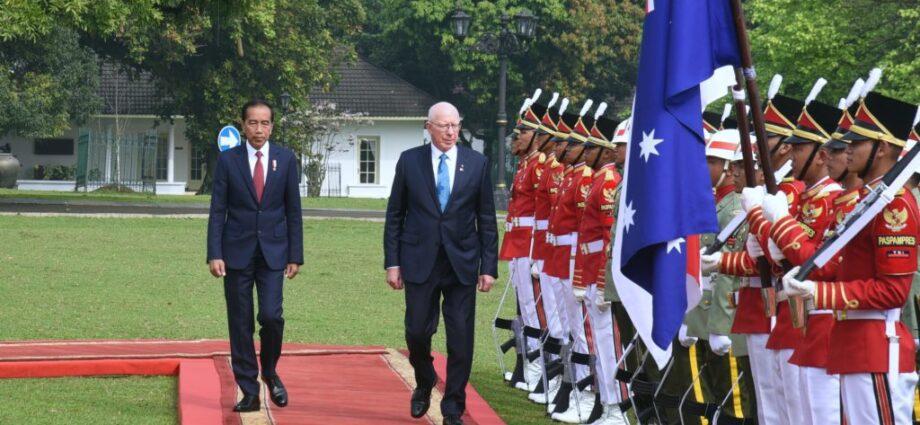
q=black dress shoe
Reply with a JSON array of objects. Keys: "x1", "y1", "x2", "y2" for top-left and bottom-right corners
[
  {"x1": 442, "y1": 415, "x2": 464, "y2": 425},
  {"x1": 410, "y1": 387, "x2": 432, "y2": 418},
  {"x1": 233, "y1": 394, "x2": 260, "y2": 412},
  {"x1": 264, "y1": 375, "x2": 288, "y2": 407}
]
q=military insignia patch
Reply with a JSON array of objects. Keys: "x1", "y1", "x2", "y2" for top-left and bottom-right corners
[
  {"x1": 883, "y1": 207, "x2": 908, "y2": 232},
  {"x1": 801, "y1": 203, "x2": 822, "y2": 225},
  {"x1": 886, "y1": 249, "x2": 910, "y2": 259}
]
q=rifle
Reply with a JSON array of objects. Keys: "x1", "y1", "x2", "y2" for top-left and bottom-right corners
[{"x1": 795, "y1": 144, "x2": 920, "y2": 279}]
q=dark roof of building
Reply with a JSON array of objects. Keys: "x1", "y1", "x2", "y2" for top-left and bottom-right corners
[
  {"x1": 309, "y1": 57, "x2": 437, "y2": 117},
  {"x1": 98, "y1": 62, "x2": 163, "y2": 115},
  {"x1": 95, "y1": 56, "x2": 436, "y2": 117}
]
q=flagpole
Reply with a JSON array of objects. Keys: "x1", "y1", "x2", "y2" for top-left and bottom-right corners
[
  {"x1": 729, "y1": 1, "x2": 790, "y2": 319},
  {"x1": 731, "y1": 69, "x2": 778, "y2": 314},
  {"x1": 728, "y1": 0, "x2": 777, "y2": 193}
]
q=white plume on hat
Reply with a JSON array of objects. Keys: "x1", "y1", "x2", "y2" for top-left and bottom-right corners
[
  {"x1": 594, "y1": 102, "x2": 608, "y2": 120},
  {"x1": 861, "y1": 68, "x2": 882, "y2": 98},
  {"x1": 767, "y1": 74, "x2": 783, "y2": 101},
  {"x1": 546, "y1": 92, "x2": 560, "y2": 109},
  {"x1": 804, "y1": 78, "x2": 828, "y2": 106}
]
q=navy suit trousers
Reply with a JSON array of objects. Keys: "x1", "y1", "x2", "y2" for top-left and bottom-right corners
[
  {"x1": 404, "y1": 247, "x2": 476, "y2": 417},
  {"x1": 223, "y1": 245, "x2": 285, "y2": 396}
]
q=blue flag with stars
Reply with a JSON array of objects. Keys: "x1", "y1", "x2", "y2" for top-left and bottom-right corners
[{"x1": 611, "y1": 0, "x2": 741, "y2": 365}]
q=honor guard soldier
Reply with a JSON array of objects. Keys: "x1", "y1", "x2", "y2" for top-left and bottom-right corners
[
  {"x1": 545, "y1": 100, "x2": 597, "y2": 419},
  {"x1": 528, "y1": 95, "x2": 570, "y2": 405},
  {"x1": 703, "y1": 129, "x2": 758, "y2": 423},
  {"x1": 761, "y1": 78, "x2": 849, "y2": 425},
  {"x1": 602, "y1": 118, "x2": 637, "y2": 388},
  {"x1": 567, "y1": 109, "x2": 627, "y2": 425},
  {"x1": 661, "y1": 126, "x2": 739, "y2": 425},
  {"x1": 501, "y1": 90, "x2": 549, "y2": 391},
  {"x1": 704, "y1": 77, "x2": 808, "y2": 425},
  {"x1": 783, "y1": 87, "x2": 920, "y2": 425}
]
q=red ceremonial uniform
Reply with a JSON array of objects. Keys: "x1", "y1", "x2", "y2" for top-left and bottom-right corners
[
  {"x1": 499, "y1": 150, "x2": 541, "y2": 260},
  {"x1": 544, "y1": 163, "x2": 593, "y2": 279},
  {"x1": 814, "y1": 184, "x2": 920, "y2": 374},
  {"x1": 721, "y1": 179, "x2": 807, "y2": 347},
  {"x1": 532, "y1": 154, "x2": 565, "y2": 262},
  {"x1": 766, "y1": 177, "x2": 843, "y2": 367},
  {"x1": 573, "y1": 163, "x2": 621, "y2": 289}
]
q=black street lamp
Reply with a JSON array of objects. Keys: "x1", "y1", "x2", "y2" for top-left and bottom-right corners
[
  {"x1": 279, "y1": 92, "x2": 292, "y2": 144},
  {"x1": 449, "y1": 6, "x2": 537, "y2": 209}
]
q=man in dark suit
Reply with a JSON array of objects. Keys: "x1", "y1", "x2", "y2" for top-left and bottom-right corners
[
  {"x1": 207, "y1": 99, "x2": 303, "y2": 412},
  {"x1": 384, "y1": 102, "x2": 499, "y2": 425}
]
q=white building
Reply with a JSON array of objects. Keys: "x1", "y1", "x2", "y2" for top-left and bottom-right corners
[{"x1": 3, "y1": 58, "x2": 440, "y2": 197}]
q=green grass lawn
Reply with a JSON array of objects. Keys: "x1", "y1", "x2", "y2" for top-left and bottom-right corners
[
  {"x1": 0, "y1": 188, "x2": 389, "y2": 210},
  {"x1": 0, "y1": 216, "x2": 540, "y2": 424}
]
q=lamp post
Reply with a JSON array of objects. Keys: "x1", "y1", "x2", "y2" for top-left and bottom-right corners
[{"x1": 449, "y1": 7, "x2": 537, "y2": 209}]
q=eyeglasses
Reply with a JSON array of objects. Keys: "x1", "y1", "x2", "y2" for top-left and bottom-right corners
[{"x1": 429, "y1": 121, "x2": 462, "y2": 131}]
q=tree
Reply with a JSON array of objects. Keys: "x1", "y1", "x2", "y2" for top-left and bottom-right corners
[
  {"x1": 357, "y1": 0, "x2": 644, "y2": 159},
  {"x1": 747, "y1": 0, "x2": 920, "y2": 104},
  {"x1": 0, "y1": 27, "x2": 101, "y2": 137},
  {"x1": 2, "y1": 0, "x2": 367, "y2": 194},
  {"x1": 284, "y1": 102, "x2": 373, "y2": 197},
  {"x1": 119, "y1": 0, "x2": 366, "y2": 193}
]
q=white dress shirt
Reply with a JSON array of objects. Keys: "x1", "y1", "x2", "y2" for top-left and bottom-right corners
[
  {"x1": 246, "y1": 141, "x2": 270, "y2": 182},
  {"x1": 431, "y1": 144, "x2": 457, "y2": 192}
]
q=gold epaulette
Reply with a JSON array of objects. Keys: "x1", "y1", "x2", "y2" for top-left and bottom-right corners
[
  {"x1": 605, "y1": 169, "x2": 616, "y2": 181},
  {"x1": 583, "y1": 166, "x2": 593, "y2": 178}
]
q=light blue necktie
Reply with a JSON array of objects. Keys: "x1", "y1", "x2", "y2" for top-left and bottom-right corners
[{"x1": 437, "y1": 153, "x2": 450, "y2": 212}]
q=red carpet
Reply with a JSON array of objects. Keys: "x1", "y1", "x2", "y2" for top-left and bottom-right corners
[{"x1": 0, "y1": 340, "x2": 505, "y2": 425}]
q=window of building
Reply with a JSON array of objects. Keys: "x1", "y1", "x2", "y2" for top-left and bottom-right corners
[
  {"x1": 155, "y1": 133, "x2": 168, "y2": 180},
  {"x1": 190, "y1": 143, "x2": 206, "y2": 181},
  {"x1": 358, "y1": 137, "x2": 379, "y2": 184},
  {"x1": 34, "y1": 138, "x2": 74, "y2": 155}
]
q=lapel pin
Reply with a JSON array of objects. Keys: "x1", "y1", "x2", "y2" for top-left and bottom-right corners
[
  {"x1": 459, "y1": 163, "x2": 465, "y2": 172},
  {"x1": 272, "y1": 159, "x2": 277, "y2": 172}
]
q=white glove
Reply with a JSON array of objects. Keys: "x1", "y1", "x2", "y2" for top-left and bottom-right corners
[
  {"x1": 745, "y1": 234, "x2": 764, "y2": 258},
  {"x1": 678, "y1": 324, "x2": 698, "y2": 348},
  {"x1": 782, "y1": 266, "x2": 816, "y2": 298},
  {"x1": 596, "y1": 291, "x2": 611, "y2": 311},
  {"x1": 701, "y1": 250, "x2": 722, "y2": 275},
  {"x1": 741, "y1": 186, "x2": 766, "y2": 213},
  {"x1": 709, "y1": 334, "x2": 732, "y2": 356},
  {"x1": 573, "y1": 287, "x2": 587, "y2": 302},
  {"x1": 531, "y1": 261, "x2": 540, "y2": 278},
  {"x1": 762, "y1": 191, "x2": 790, "y2": 223},
  {"x1": 767, "y1": 238, "x2": 785, "y2": 261}
]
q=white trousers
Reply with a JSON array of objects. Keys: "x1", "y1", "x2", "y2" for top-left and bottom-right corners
[
  {"x1": 510, "y1": 257, "x2": 539, "y2": 350},
  {"x1": 746, "y1": 334, "x2": 785, "y2": 425},
  {"x1": 584, "y1": 284, "x2": 621, "y2": 405},
  {"x1": 775, "y1": 348, "x2": 803, "y2": 425},
  {"x1": 799, "y1": 366, "x2": 840, "y2": 425},
  {"x1": 840, "y1": 372, "x2": 919, "y2": 425},
  {"x1": 535, "y1": 260, "x2": 565, "y2": 341},
  {"x1": 558, "y1": 275, "x2": 590, "y2": 382}
]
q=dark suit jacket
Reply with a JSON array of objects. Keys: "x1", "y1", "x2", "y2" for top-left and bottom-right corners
[
  {"x1": 207, "y1": 143, "x2": 304, "y2": 270},
  {"x1": 384, "y1": 144, "x2": 498, "y2": 285}
]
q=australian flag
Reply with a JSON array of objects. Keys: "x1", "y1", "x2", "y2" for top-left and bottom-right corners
[{"x1": 611, "y1": 0, "x2": 741, "y2": 366}]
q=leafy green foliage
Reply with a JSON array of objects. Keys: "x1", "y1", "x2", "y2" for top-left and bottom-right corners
[
  {"x1": 358, "y1": 0, "x2": 644, "y2": 138},
  {"x1": 748, "y1": 0, "x2": 920, "y2": 104},
  {"x1": 0, "y1": 27, "x2": 101, "y2": 137}
]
